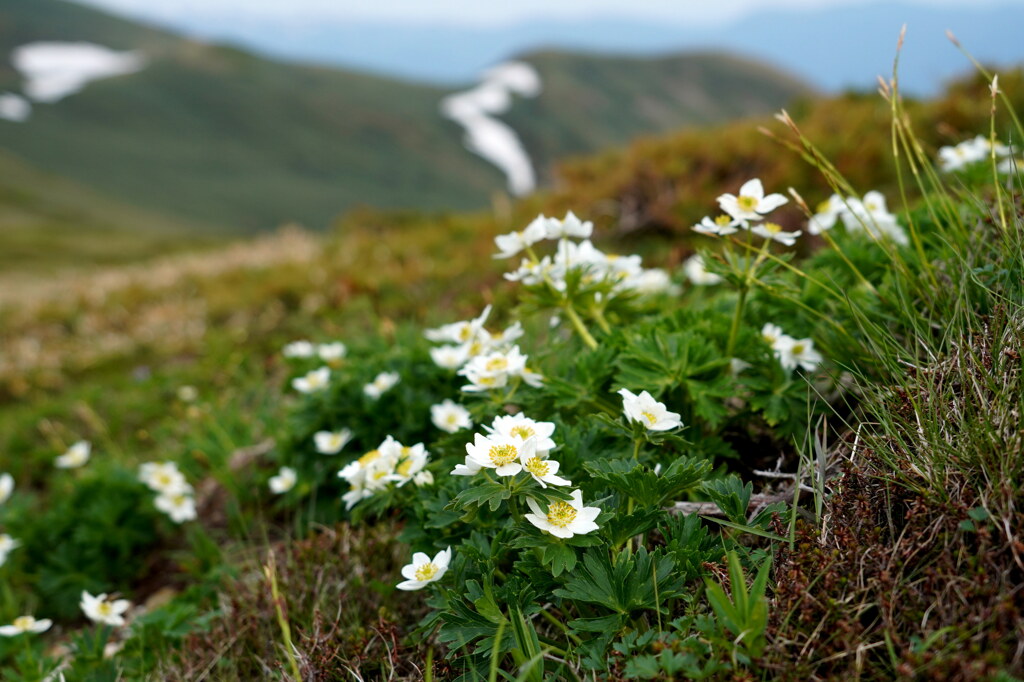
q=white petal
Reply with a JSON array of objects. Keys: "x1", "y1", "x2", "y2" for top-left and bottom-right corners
[{"x1": 739, "y1": 178, "x2": 764, "y2": 199}]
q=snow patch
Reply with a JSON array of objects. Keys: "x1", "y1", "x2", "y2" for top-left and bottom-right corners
[
  {"x1": 12, "y1": 42, "x2": 146, "y2": 104},
  {"x1": 0, "y1": 93, "x2": 31, "y2": 122},
  {"x1": 441, "y1": 61, "x2": 541, "y2": 196}
]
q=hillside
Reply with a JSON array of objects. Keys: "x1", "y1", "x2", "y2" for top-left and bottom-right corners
[{"x1": 0, "y1": 0, "x2": 809, "y2": 237}]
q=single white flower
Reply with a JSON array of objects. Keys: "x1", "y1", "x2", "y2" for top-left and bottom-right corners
[
  {"x1": 761, "y1": 323, "x2": 787, "y2": 348},
  {"x1": 776, "y1": 336, "x2": 824, "y2": 372},
  {"x1": 998, "y1": 156, "x2": 1021, "y2": 174},
  {"x1": 269, "y1": 466, "x2": 297, "y2": 494},
  {"x1": 0, "y1": 615, "x2": 52, "y2": 636},
  {"x1": 718, "y1": 178, "x2": 788, "y2": 221},
  {"x1": 729, "y1": 358, "x2": 753, "y2": 376},
  {"x1": 450, "y1": 455, "x2": 483, "y2": 477},
  {"x1": 684, "y1": 254, "x2": 723, "y2": 285},
  {"x1": 486, "y1": 414, "x2": 557, "y2": 453},
  {"x1": 545, "y1": 210, "x2": 594, "y2": 240},
  {"x1": 314, "y1": 429, "x2": 353, "y2": 455},
  {"x1": 0, "y1": 473, "x2": 13, "y2": 505},
  {"x1": 430, "y1": 344, "x2": 469, "y2": 370},
  {"x1": 618, "y1": 388, "x2": 683, "y2": 431},
  {"x1": 751, "y1": 222, "x2": 801, "y2": 246},
  {"x1": 317, "y1": 342, "x2": 348, "y2": 365},
  {"x1": 386, "y1": 444, "x2": 430, "y2": 487},
  {"x1": 55, "y1": 440, "x2": 91, "y2": 469},
  {"x1": 0, "y1": 534, "x2": 20, "y2": 567},
  {"x1": 519, "y1": 449, "x2": 571, "y2": 488},
  {"x1": 176, "y1": 385, "x2": 198, "y2": 402},
  {"x1": 525, "y1": 490, "x2": 600, "y2": 539},
  {"x1": 840, "y1": 192, "x2": 908, "y2": 246},
  {"x1": 282, "y1": 340, "x2": 315, "y2": 358},
  {"x1": 807, "y1": 194, "x2": 844, "y2": 234},
  {"x1": 292, "y1": 367, "x2": 330, "y2": 394},
  {"x1": 363, "y1": 371, "x2": 400, "y2": 399},
  {"x1": 464, "y1": 433, "x2": 532, "y2": 477},
  {"x1": 431, "y1": 400, "x2": 473, "y2": 434},
  {"x1": 396, "y1": 547, "x2": 451, "y2": 591},
  {"x1": 425, "y1": 305, "x2": 492, "y2": 344},
  {"x1": 413, "y1": 470, "x2": 434, "y2": 486},
  {"x1": 693, "y1": 214, "x2": 744, "y2": 236},
  {"x1": 624, "y1": 268, "x2": 678, "y2": 295},
  {"x1": 154, "y1": 491, "x2": 197, "y2": 523},
  {"x1": 80, "y1": 591, "x2": 131, "y2": 627},
  {"x1": 494, "y1": 216, "x2": 548, "y2": 259},
  {"x1": 139, "y1": 461, "x2": 192, "y2": 495}
]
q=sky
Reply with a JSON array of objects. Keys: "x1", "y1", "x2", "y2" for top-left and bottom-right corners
[{"x1": 77, "y1": 0, "x2": 1000, "y2": 27}]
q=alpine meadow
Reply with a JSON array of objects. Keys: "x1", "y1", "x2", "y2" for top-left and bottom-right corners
[{"x1": 1, "y1": 2, "x2": 1023, "y2": 681}]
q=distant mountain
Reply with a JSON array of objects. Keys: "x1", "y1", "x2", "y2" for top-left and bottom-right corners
[
  {"x1": 0, "y1": 0, "x2": 809, "y2": 235},
  {"x1": 124, "y1": 2, "x2": 1024, "y2": 96}
]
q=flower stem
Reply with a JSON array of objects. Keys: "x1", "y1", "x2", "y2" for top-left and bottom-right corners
[
  {"x1": 589, "y1": 304, "x2": 612, "y2": 335},
  {"x1": 563, "y1": 303, "x2": 598, "y2": 350},
  {"x1": 725, "y1": 285, "x2": 748, "y2": 360}
]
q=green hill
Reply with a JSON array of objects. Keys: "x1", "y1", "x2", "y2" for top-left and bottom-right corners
[{"x1": 0, "y1": 0, "x2": 809, "y2": 237}]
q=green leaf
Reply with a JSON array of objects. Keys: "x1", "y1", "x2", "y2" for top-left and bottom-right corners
[
  {"x1": 449, "y1": 482, "x2": 511, "y2": 513},
  {"x1": 584, "y1": 455, "x2": 711, "y2": 508}
]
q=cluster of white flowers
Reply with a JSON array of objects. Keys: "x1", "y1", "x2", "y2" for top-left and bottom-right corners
[
  {"x1": 139, "y1": 461, "x2": 197, "y2": 523},
  {"x1": 938, "y1": 135, "x2": 1016, "y2": 173},
  {"x1": 0, "y1": 474, "x2": 19, "y2": 568},
  {"x1": 425, "y1": 305, "x2": 543, "y2": 391},
  {"x1": 363, "y1": 371, "x2": 400, "y2": 400},
  {"x1": 282, "y1": 339, "x2": 348, "y2": 366},
  {"x1": 430, "y1": 399, "x2": 472, "y2": 433},
  {"x1": 695, "y1": 178, "x2": 799, "y2": 246},
  {"x1": 761, "y1": 323, "x2": 823, "y2": 372},
  {"x1": 498, "y1": 212, "x2": 676, "y2": 296},
  {"x1": 55, "y1": 440, "x2": 91, "y2": 469},
  {"x1": 807, "y1": 191, "x2": 908, "y2": 246},
  {"x1": 338, "y1": 436, "x2": 433, "y2": 510}
]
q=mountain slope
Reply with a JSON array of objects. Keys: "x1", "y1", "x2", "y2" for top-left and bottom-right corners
[{"x1": 0, "y1": 0, "x2": 809, "y2": 234}]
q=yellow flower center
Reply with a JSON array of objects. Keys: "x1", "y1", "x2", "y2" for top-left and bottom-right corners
[
  {"x1": 546, "y1": 502, "x2": 578, "y2": 528},
  {"x1": 97, "y1": 602, "x2": 113, "y2": 616},
  {"x1": 477, "y1": 376, "x2": 497, "y2": 387},
  {"x1": 510, "y1": 425, "x2": 535, "y2": 439},
  {"x1": 791, "y1": 343, "x2": 805, "y2": 355},
  {"x1": 468, "y1": 341, "x2": 484, "y2": 356},
  {"x1": 641, "y1": 411, "x2": 658, "y2": 425},
  {"x1": 414, "y1": 563, "x2": 439, "y2": 581},
  {"x1": 816, "y1": 200, "x2": 832, "y2": 213},
  {"x1": 488, "y1": 444, "x2": 518, "y2": 466},
  {"x1": 737, "y1": 195, "x2": 758, "y2": 212},
  {"x1": 358, "y1": 450, "x2": 380, "y2": 466},
  {"x1": 458, "y1": 325, "x2": 472, "y2": 342},
  {"x1": 446, "y1": 414, "x2": 458, "y2": 425},
  {"x1": 171, "y1": 494, "x2": 188, "y2": 506},
  {"x1": 13, "y1": 616, "x2": 33, "y2": 630},
  {"x1": 485, "y1": 357, "x2": 509, "y2": 372},
  {"x1": 762, "y1": 222, "x2": 782, "y2": 234},
  {"x1": 156, "y1": 473, "x2": 172, "y2": 487},
  {"x1": 396, "y1": 459, "x2": 414, "y2": 477},
  {"x1": 714, "y1": 214, "x2": 733, "y2": 226},
  {"x1": 524, "y1": 456, "x2": 550, "y2": 477},
  {"x1": 372, "y1": 470, "x2": 388, "y2": 481}
]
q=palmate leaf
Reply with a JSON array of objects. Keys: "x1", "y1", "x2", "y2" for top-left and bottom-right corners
[
  {"x1": 448, "y1": 481, "x2": 511, "y2": 514},
  {"x1": 554, "y1": 547, "x2": 685, "y2": 624},
  {"x1": 584, "y1": 455, "x2": 711, "y2": 508}
]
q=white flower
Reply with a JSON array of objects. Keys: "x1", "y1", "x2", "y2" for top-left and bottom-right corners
[
  {"x1": 938, "y1": 135, "x2": 1006, "y2": 172},
  {"x1": 520, "y1": 449, "x2": 570, "y2": 488},
  {"x1": 693, "y1": 214, "x2": 744, "y2": 236},
  {"x1": 55, "y1": 440, "x2": 91, "y2": 469},
  {"x1": 450, "y1": 455, "x2": 483, "y2": 477},
  {"x1": 684, "y1": 254, "x2": 723, "y2": 285},
  {"x1": 0, "y1": 615, "x2": 52, "y2": 636},
  {"x1": 431, "y1": 400, "x2": 473, "y2": 434},
  {"x1": 292, "y1": 367, "x2": 330, "y2": 394},
  {"x1": 317, "y1": 342, "x2": 348, "y2": 365},
  {"x1": 624, "y1": 268, "x2": 678, "y2": 295},
  {"x1": 154, "y1": 492, "x2": 197, "y2": 523},
  {"x1": 269, "y1": 467, "x2": 297, "y2": 494},
  {"x1": 807, "y1": 194, "x2": 844, "y2": 234},
  {"x1": 425, "y1": 305, "x2": 492, "y2": 345},
  {"x1": 139, "y1": 461, "x2": 192, "y2": 495},
  {"x1": 0, "y1": 473, "x2": 13, "y2": 505},
  {"x1": 430, "y1": 344, "x2": 469, "y2": 370},
  {"x1": 386, "y1": 443, "x2": 430, "y2": 487},
  {"x1": 494, "y1": 216, "x2": 548, "y2": 259},
  {"x1": 486, "y1": 413, "x2": 557, "y2": 453},
  {"x1": 717, "y1": 178, "x2": 788, "y2": 221},
  {"x1": 618, "y1": 388, "x2": 683, "y2": 431},
  {"x1": 525, "y1": 490, "x2": 600, "y2": 539},
  {"x1": 363, "y1": 371, "x2": 400, "y2": 399},
  {"x1": 314, "y1": 429, "x2": 353, "y2": 455},
  {"x1": 775, "y1": 336, "x2": 824, "y2": 372},
  {"x1": 544, "y1": 210, "x2": 593, "y2": 240},
  {"x1": 0, "y1": 534, "x2": 20, "y2": 567},
  {"x1": 761, "y1": 323, "x2": 787, "y2": 347},
  {"x1": 840, "y1": 192, "x2": 908, "y2": 246},
  {"x1": 464, "y1": 433, "x2": 533, "y2": 477},
  {"x1": 176, "y1": 385, "x2": 198, "y2": 402},
  {"x1": 396, "y1": 547, "x2": 451, "y2": 591},
  {"x1": 80, "y1": 591, "x2": 131, "y2": 627},
  {"x1": 751, "y1": 222, "x2": 801, "y2": 246},
  {"x1": 282, "y1": 340, "x2": 315, "y2": 358},
  {"x1": 730, "y1": 358, "x2": 752, "y2": 376},
  {"x1": 458, "y1": 346, "x2": 529, "y2": 392},
  {"x1": 998, "y1": 157, "x2": 1021, "y2": 174}
]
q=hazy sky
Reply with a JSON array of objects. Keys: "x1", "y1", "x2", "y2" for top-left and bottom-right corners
[{"x1": 77, "y1": 0, "x2": 1002, "y2": 26}]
